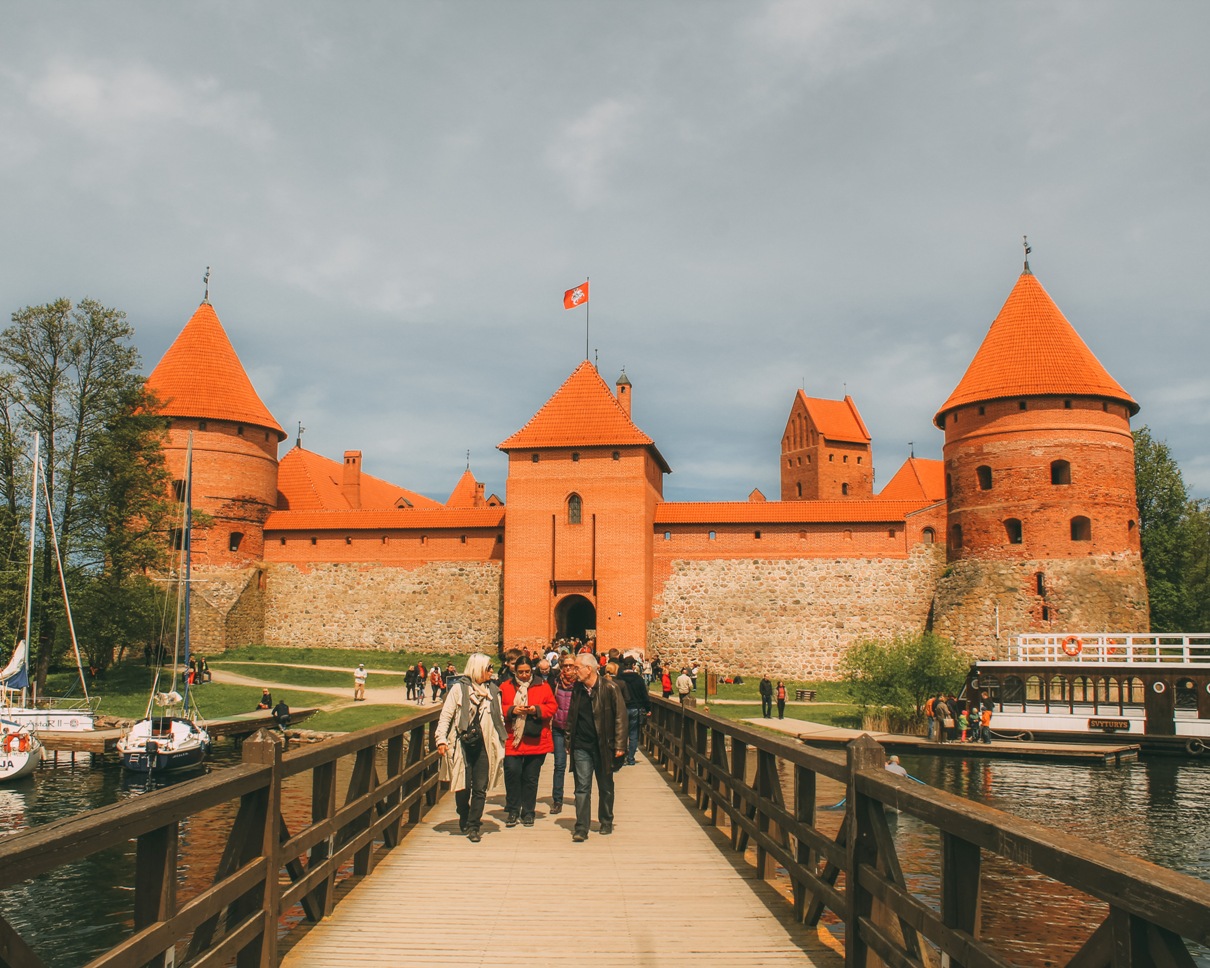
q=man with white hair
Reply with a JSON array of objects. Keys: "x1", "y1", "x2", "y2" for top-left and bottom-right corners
[{"x1": 567, "y1": 652, "x2": 628, "y2": 841}]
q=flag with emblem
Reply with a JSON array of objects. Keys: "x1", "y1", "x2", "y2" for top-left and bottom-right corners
[{"x1": 563, "y1": 282, "x2": 589, "y2": 309}]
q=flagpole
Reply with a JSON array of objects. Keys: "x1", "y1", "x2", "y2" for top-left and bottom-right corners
[{"x1": 585, "y1": 275, "x2": 590, "y2": 361}]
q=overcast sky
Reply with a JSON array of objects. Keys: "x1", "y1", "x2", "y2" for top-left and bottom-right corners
[{"x1": 3, "y1": 2, "x2": 1207, "y2": 504}]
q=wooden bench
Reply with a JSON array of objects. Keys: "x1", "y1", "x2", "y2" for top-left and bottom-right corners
[{"x1": 795, "y1": 689, "x2": 816, "y2": 701}]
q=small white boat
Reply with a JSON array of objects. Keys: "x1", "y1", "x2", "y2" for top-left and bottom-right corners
[{"x1": 0, "y1": 718, "x2": 43, "y2": 781}]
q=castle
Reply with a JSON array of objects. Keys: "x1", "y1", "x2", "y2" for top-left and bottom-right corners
[{"x1": 145, "y1": 260, "x2": 1150, "y2": 678}]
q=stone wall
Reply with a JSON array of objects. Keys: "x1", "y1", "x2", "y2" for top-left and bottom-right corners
[
  {"x1": 189, "y1": 566, "x2": 266, "y2": 654},
  {"x1": 647, "y1": 545, "x2": 947, "y2": 679},
  {"x1": 931, "y1": 554, "x2": 1149, "y2": 656},
  {"x1": 262, "y1": 561, "x2": 503, "y2": 653}
]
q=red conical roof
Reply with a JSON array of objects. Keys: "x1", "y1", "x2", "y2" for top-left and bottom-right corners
[
  {"x1": 934, "y1": 270, "x2": 1137, "y2": 428},
  {"x1": 499, "y1": 361, "x2": 670, "y2": 471},
  {"x1": 147, "y1": 302, "x2": 286, "y2": 439}
]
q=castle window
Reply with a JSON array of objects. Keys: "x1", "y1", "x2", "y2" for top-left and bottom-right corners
[
  {"x1": 799, "y1": 531, "x2": 807, "y2": 540},
  {"x1": 612, "y1": 451, "x2": 620, "y2": 461},
  {"x1": 829, "y1": 454, "x2": 834, "y2": 462},
  {"x1": 1018, "y1": 400, "x2": 1027, "y2": 411},
  {"x1": 310, "y1": 537, "x2": 317, "y2": 546},
  {"x1": 1042, "y1": 605, "x2": 1051, "y2": 621},
  {"x1": 172, "y1": 480, "x2": 186, "y2": 502},
  {"x1": 978, "y1": 405, "x2": 985, "y2": 416},
  {"x1": 1004, "y1": 518, "x2": 1023, "y2": 544},
  {"x1": 1051, "y1": 460, "x2": 1071, "y2": 485},
  {"x1": 265, "y1": 432, "x2": 270, "y2": 441},
  {"x1": 1071, "y1": 516, "x2": 1092, "y2": 541},
  {"x1": 887, "y1": 528, "x2": 895, "y2": 538},
  {"x1": 1036, "y1": 572, "x2": 1045, "y2": 596},
  {"x1": 950, "y1": 524, "x2": 963, "y2": 548},
  {"x1": 952, "y1": 413, "x2": 958, "y2": 424},
  {"x1": 844, "y1": 530, "x2": 853, "y2": 541},
  {"x1": 572, "y1": 452, "x2": 580, "y2": 462},
  {"x1": 229, "y1": 532, "x2": 244, "y2": 552},
  {"x1": 976, "y1": 465, "x2": 993, "y2": 490},
  {"x1": 237, "y1": 425, "x2": 245, "y2": 436},
  {"x1": 754, "y1": 531, "x2": 762, "y2": 539},
  {"x1": 345, "y1": 536, "x2": 352, "y2": 545},
  {"x1": 796, "y1": 483, "x2": 802, "y2": 497},
  {"x1": 1103, "y1": 402, "x2": 1109, "y2": 412},
  {"x1": 806, "y1": 455, "x2": 811, "y2": 463},
  {"x1": 382, "y1": 536, "x2": 388, "y2": 544},
  {"x1": 568, "y1": 494, "x2": 582, "y2": 525},
  {"x1": 841, "y1": 483, "x2": 849, "y2": 495},
  {"x1": 198, "y1": 421, "x2": 207, "y2": 430},
  {"x1": 532, "y1": 453, "x2": 540, "y2": 463},
  {"x1": 664, "y1": 532, "x2": 672, "y2": 541},
  {"x1": 787, "y1": 459, "x2": 792, "y2": 468},
  {"x1": 280, "y1": 537, "x2": 286, "y2": 545},
  {"x1": 843, "y1": 455, "x2": 848, "y2": 463},
  {"x1": 420, "y1": 535, "x2": 427, "y2": 544},
  {"x1": 797, "y1": 457, "x2": 801, "y2": 465},
  {"x1": 461, "y1": 535, "x2": 467, "y2": 544},
  {"x1": 857, "y1": 456, "x2": 862, "y2": 464},
  {"x1": 922, "y1": 527, "x2": 935, "y2": 544},
  {"x1": 497, "y1": 534, "x2": 503, "y2": 544},
  {"x1": 946, "y1": 474, "x2": 953, "y2": 498},
  {"x1": 1128, "y1": 519, "x2": 1136, "y2": 531},
  {"x1": 1064, "y1": 400, "x2": 1072, "y2": 409},
  {"x1": 708, "y1": 531, "x2": 716, "y2": 540}
]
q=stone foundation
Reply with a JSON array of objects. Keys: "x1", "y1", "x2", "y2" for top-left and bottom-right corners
[
  {"x1": 647, "y1": 546, "x2": 947, "y2": 679},
  {"x1": 189, "y1": 566, "x2": 265, "y2": 654},
  {"x1": 262, "y1": 561, "x2": 503, "y2": 653}
]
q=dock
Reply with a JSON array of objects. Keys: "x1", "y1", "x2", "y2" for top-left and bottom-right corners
[
  {"x1": 37, "y1": 708, "x2": 319, "y2": 759},
  {"x1": 746, "y1": 718, "x2": 1141, "y2": 764}
]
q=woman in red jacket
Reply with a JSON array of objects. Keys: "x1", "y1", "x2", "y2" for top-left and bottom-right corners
[{"x1": 499, "y1": 655, "x2": 557, "y2": 826}]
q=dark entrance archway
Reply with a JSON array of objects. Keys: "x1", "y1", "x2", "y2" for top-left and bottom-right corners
[{"x1": 555, "y1": 594, "x2": 596, "y2": 643}]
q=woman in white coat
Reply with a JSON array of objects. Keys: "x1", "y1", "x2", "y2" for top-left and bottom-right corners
[{"x1": 436, "y1": 653, "x2": 506, "y2": 842}]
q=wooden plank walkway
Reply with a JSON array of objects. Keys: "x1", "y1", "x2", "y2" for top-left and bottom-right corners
[{"x1": 280, "y1": 752, "x2": 844, "y2": 968}]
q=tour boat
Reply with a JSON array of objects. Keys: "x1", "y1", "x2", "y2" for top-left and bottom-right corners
[
  {"x1": 118, "y1": 435, "x2": 210, "y2": 774},
  {"x1": 964, "y1": 633, "x2": 1210, "y2": 756},
  {"x1": 0, "y1": 718, "x2": 43, "y2": 781},
  {"x1": 1, "y1": 434, "x2": 97, "y2": 735}
]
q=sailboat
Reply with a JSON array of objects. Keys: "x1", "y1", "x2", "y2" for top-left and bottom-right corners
[
  {"x1": 0, "y1": 433, "x2": 96, "y2": 737},
  {"x1": 117, "y1": 435, "x2": 210, "y2": 774}
]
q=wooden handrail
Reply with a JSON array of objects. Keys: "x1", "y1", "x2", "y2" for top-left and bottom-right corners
[
  {"x1": 644, "y1": 695, "x2": 1210, "y2": 968},
  {"x1": 0, "y1": 706, "x2": 445, "y2": 968}
]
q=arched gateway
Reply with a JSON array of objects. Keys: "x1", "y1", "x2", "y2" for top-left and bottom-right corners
[{"x1": 555, "y1": 595, "x2": 596, "y2": 643}]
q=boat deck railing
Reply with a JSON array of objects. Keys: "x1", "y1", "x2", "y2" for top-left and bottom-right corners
[{"x1": 1011, "y1": 633, "x2": 1210, "y2": 664}]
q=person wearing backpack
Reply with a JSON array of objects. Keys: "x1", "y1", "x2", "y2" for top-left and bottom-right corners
[{"x1": 436, "y1": 653, "x2": 506, "y2": 842}]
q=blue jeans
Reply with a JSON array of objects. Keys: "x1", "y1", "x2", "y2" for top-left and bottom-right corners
[
  {"x1": 551, "y1": 727, "x2": 568, "y2": 805},
  {"x1": 626, "y1": 708, "x2": 643, "y2": 765},
  {"x1": 927, "y1": 717, "x2": 935, "y2": 741},
  {"x1": 572, "y1": 746, "x2": 614, "y2": 834}
]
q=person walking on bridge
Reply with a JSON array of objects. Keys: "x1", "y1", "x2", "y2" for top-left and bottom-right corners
[
  {"x1": 567, "y1": 653, "x2": 627, "y2": 841},
  {"x1": 436, "y1": 653, "x2": 506, "y2": 843},
  {"x1": 500, "y1": 655, "x2": 556, "y2": 826}
]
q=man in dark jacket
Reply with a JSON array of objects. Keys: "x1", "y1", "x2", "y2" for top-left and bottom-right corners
[
  {"x1": 759, "y1": 676, "x2": 774, "y2": 719},
  {"x1": 617, "y1": 656, "x2": 650, "y2": 766},
  {"x1": 567, "y1": 653, "x2": 628, "y2": 841}
]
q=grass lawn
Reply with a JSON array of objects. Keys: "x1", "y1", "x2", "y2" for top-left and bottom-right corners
[
  {"x1": 697, "y1": 678, "x2": 855, "y2": 703},
  {"x1": 704, "y1": 702, "x2": 863, "y2": 730},
  {"x1": 306, "y1": 704, "x2": 416, "y2": 733},
  {"x1": 209, "y1": 662, "x2": 398, "y2": 689}
]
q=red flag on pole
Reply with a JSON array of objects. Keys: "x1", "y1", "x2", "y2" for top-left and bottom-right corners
[{"x1": 563, "y1": 281, "x2": 589, "y2": 309}]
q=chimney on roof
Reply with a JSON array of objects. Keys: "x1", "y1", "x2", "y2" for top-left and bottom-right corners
[
  {"x1": 616, "y1": 370, "x2": 632, "y2": 419},
  {"x1": 342, "y1": 450, "x2": 362, "y2": 509}
]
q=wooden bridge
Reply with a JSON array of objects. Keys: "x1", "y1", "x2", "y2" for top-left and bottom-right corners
[{"x1": 0, "y1": 698, "x2": 1207, "y2": 968}]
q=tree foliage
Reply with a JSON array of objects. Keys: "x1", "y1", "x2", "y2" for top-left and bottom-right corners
[
  {"x1": 840, "y1": 632, "x2": 969, "y2": 719},
  {"x1": 1133, "y1": 426, "x2": 1209, "y2": 632},
  {"x1": 0, "y1": 298, "x2": 173, "y2": 686}
]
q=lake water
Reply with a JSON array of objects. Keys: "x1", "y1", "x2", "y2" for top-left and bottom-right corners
[{"x1": 1, "y1": 745, "x2": 1207, "y2": 967}]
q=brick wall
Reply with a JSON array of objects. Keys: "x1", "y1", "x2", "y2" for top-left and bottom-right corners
[{"x1": 647, "y1": 544, "x2": 947, "y2": 679}]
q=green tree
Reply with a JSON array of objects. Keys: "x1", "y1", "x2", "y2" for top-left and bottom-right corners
[
  {"x1": 0, "y1": 298, "x2": 172, "y2": 686},
  {"x1": 1133, "y1": 426, "x2": 1198, "y2": 631},
  {"x1": 840, "y1": 632, "x2": 969, "y2": 721}
]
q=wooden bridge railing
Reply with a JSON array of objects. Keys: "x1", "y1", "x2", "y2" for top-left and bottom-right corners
[
  {"x1": 0, "y1": 706, "x2": 443, "y2": 968},
  {"x1": 646, "y1": 696, "x2": 1210, "y2": 968}
]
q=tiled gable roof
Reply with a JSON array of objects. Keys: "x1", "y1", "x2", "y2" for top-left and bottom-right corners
[
  {"x1": 935, "y1": 270, "x2": 1137, "y2": 427},
  {"x1": 796, "y1": 392, "x2": 870, "y2": 444},
  {"x1": 275, "y1": 446, "x2": 441, "y2": 511},
  {"x1": 447, "y1": 469, "x2": 481, "y2": 508},
  {"x1": 499, "y1": 361, "x2": 671, "y2": 471},
  {"x1": 878, "y1": 457, "x2": 946, "y2": 501},
  {"x1": 146, "y1": 302, "x2": 285, "y2": 438}
]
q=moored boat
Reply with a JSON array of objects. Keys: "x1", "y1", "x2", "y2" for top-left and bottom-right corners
[
  {"x1": 0, "y1": 718, "x2": 44, "y2": 781},
  {"x1": 117, "y1": 711, "x2": 209, "y2": 773},
  {"x1": 965, "y1": 633, "x2": 1210, "y2": 755}
]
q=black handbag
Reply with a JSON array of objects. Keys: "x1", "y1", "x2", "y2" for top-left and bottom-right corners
[{"x1": 522, "y1": 714, "x2": 544, "y2": 739}]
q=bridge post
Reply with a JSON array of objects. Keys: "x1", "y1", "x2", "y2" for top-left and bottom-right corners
[
  {"x1": 133, "y1": 818, "x2": 178, "y2": 968},
  {"x1": 844, "y1": 734, "x2": 885, "y2": 968},
  {"x1": 241, "y1": 729, "x2": 282, "y2": 968}
]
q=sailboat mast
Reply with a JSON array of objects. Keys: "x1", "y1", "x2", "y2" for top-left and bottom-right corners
[
  {"x1": 182, "y1": 436, "x2": 193, "y2": 710},
  {"x1": 22, "y1": 433, "x2": 39, "y2": 707}
]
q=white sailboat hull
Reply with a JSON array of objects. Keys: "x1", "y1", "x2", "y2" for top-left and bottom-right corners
[{"x1": 0, "y1": 721, "x2": 43, "y2": 781}]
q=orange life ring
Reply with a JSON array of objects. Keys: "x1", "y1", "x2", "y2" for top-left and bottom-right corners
[{"x1": 1061, "y1": 635, "x2": 1083, "y2": 657}]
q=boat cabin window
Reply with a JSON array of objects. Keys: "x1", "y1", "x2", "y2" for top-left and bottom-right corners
[{"x1": 1176, "y1": 678, "x2": 1198, "y2": 710}]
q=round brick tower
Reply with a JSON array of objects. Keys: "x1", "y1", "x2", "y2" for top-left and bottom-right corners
[
  {"x1": 930, "y1": 262, "x2": 1149, "y2": 654},
  {"x1": 146, "y1": 300, "x2": 286, "y2": 568}
]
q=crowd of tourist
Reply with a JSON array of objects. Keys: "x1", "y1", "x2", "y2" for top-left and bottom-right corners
[{"x1": 925, "y1": 691, "x2": 993, "y2": 743}]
